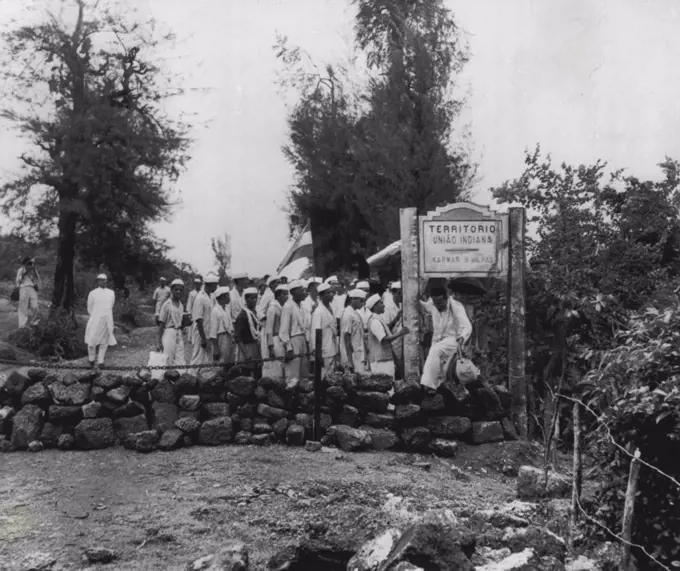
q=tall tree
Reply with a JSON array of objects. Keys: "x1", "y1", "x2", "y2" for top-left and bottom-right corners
[
  {"x1": 211, "y1": 232, "x2": 232, "y2": 282},
  {"x1": 0, "y1": 0, "x2": 190, "y2": 319}
]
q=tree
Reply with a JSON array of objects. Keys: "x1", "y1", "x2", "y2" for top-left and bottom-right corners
[
  {"x1": 275, "y1": 0, "x2": 474, "y2": 274},
  {"x1": 0, "y1": 0, "x2": 190, "y2": 319},
  {"x1": 211, "y1": 232, "x2": 232, "y2": 282}
]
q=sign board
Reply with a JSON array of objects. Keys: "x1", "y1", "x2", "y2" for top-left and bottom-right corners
[{"x1": 419, "y1": 202, "x2": 509, "y2": 278}]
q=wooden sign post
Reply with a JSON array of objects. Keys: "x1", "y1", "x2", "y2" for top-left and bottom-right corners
[{"x1": 399, "y1": 202, "x2": 528, "y2": 438}]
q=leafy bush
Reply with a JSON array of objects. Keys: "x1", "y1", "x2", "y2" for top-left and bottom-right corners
[
  {"x1": 7, "y1": 316, "x2": 88, "y2": 359},
  {"x1": 581, "y1": 306, "x2": 680, "y2": 569}
]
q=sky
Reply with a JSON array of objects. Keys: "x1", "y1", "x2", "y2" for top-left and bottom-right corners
[{"x1": 1, "y1": 0, "x2": 680, "y2": 278}]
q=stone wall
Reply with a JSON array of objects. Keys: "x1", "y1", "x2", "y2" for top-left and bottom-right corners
[{"x1": 0, "y1": 366, "x2": 516, "y2": 454}]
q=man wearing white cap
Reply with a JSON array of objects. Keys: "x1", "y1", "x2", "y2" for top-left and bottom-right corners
[
  {"x1": 341, "y1": 289, "x2": 368, "y2": 373},
  {"x1": 279, "y1": 279, "x2": 309, "y2": 380},
  {"x1": 355, "y1": 281, "x2": 372, "y2": 329},
  {"x1": 256, "y1": 274, "x2": 280, "y2": 364},
  {"x1": 157, "y1": 279, "x2": 187, "y2": 367},
  {"x1": 327, "y1": 276, "x2": 347, "y2": 326},
  {"x1": 365, "y1": 294, "x2": 409, "y2": 378},
  {"x1": 301, "y1": 277, "x2": 322, "y2": 319},
  {"x1": 85, "y1": 274, "x2": 117, "y2": 369},
  {"x1": 262, "y1": 284, "x2": 289, "y2": 379},
  {"x1": 419, "y1": 285, "x2": 472, "y2": 392},
  {"x1": 230, "y1": 273, "x2": 249, "y2": 322},
  {"x1": 191, "y1": 272, "x2": 219, "y2": 376},
  {"x1": 185, "y1": 276, "x2": 203, "y2": 346},
  {"x1": 384, "y1": 281, "x2": 404, "y2": 378},
  {"x1": 209, "y1": 286, "x2": 235, "y2": 365},
  {"x1": 152, "y1": 277, "x2": 171, "y2": 325},
  {"x1": 234, "y1": 287, "x2": 262, "y2": 378},
  {"x1": 311, "y1": 282, "x2": 339, "y2": 378}
]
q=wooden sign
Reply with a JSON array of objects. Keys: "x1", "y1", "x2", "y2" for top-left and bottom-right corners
[{"x1": 418, "y1": 202, "x2": 509, "y2": 278}]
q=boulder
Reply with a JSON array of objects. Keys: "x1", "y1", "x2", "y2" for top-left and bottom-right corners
[
  {"x1": 363, "y1": 412, "x2": 395, "y2": 430},
  {"x1": 4, "y1": 369, "x2": 32, "y2": 397},
  {"x1": 49, "y1": 382, "x2": 90, "y2": 406},
  {"x1": 420, "y1": 393, "x2": 446, "y2": 413},
  {"x1": 428, "y1": 416, "x2": 472, "y2": 438},
  {"x1": 151, "y1": 378, "x2": 176, "y2": 403},
  {"x1": 253, "y1": 422, "x2": 272, "y2": 434},
  {"x1": 272, "y1": 418, "x2": 290, "y2": 441},
  {"x1": 84, "y1": 546, "x2": 118, "y2": 564},
  {"x1": 159, "y1": 428, "x2": 184, "y2": 451},
  {"x1": 429, "y1": 438, "x2": 459, "y2": 458},
  {"x1": 152, "y1": 402, "x2": 179, "y2": 433},
  {"x1": 333, "y1": 425, "x2": 372, "y2": 452},
  {"x1": 199, "y1": 373, "x2": 226, "y2": 394},
  {"x1": 26, "y1": 368, "x2": 48, "y2": 383},
  {"x1": 57, "y1": 433, "x2": 75, "y2": 450},
  {"x1": 226, "y1": 391, "x2": 248, "y2": 407},
  {"x1": 474, "y1": 385, "x2": 506, "y2": 420},
  {"x1": 395, "y1": 404, "x2": 421, "y2": 425},
  {"x1": 257, "y1": 403, "x2": 288, "y2": 422},
  {"x1": 492, "y1": 384, "x2": 512, "y2": 410},
  {"x1": 239, "y1": 418, "x2": 253, "y2": 433},
  {"x1": 175, "y1": 374, "x2": 198, "y2": 394},
  {"x1": 325, "y1": 386, "x2": 347, "y2": 408},
  {"x1": 226, "y1": 376, "x2": 257, "y2": 397},
  {"x1": 298, "y1": 377, "x2": 315, "y2": 393},
  {"x1": 0, "y1": 405, "x2": 15, "y2": 433},
  {"x1": 472, "y1": 421, "x2": 505, "y2": 444},
  {"x1": 501, "y1": 526, "x2": 567, "y2": 562},
  {"x1": 298, "y1": 392, "x2": 315, "y2": 412},
  {"x1": 199, "y1": 417, "x2": 234, "y2": 446},
  {"x1": 122, "y1": 374, "x2": 143, "y2": 389},
  {"x1": 106, "y1": 385, "x2": 131, "y2": 405},
  {"x1": 391, "y1": 380, "x2": 422, "y2": 404},
  {"x1": 134, "y1": 430, "x2": 160, "y2": 453},
  {"x1": 267, "y1": 539, "x2": 355, "y2": 571},
  {"x1": 234, "y1": 431, "x2": 252, "y2": 445},
  {"x1": 82, "y1": 401, "x2": 102, "y2": 419},
  {"x1": 113, "y1": 414, "x2": 148, "y2": 437},
  {"x1": 28, "y1": 440, "x2": 44, "y2": 452},
  {"x1": 91, "y1": 386, "x2": 106, "y2": 401},
  {"x1": 62, "y1": 372, "x2": 80, "y2": 386},
  {"x1": 338, "y1": 404, "x2": 360, "y2": 427},
  {"x1": 347, "y1": 529, "x2": 402, "y2": 571},
  {"x1": 48, "y1": 405, "x2": 82, "y2": 424},
  {"x1": 185, "y1": 542, "x2": 249, "y2": 571},
  {"x1": 43, "y1": 373, "x2": 60, "y2": 386},
  {"x1": 112, "y1": 401, "x2": 146, "y2": 419},
  {"x1": 475, "y1": 548, "x2": 538, "y2": 571},
  {"x1": 361, "y1": 426, "x2": 399, "y2": 451},
  {"x1": 237, "y1": 403, "x2": 256, "y2": 418},
  {"x1": 164, "y1": 369, "x2": 181, "y2": 382},
  {"x1": 355, "y1": 374, "x2": 394, "y2": 393},
  {"x1": 517, "y1": 466, "x2": 571, "y2": 500},
  {"x1": 252, "y1": 433, "x2": 273, "y2": 446},
  {"x1": 255, "y1": 385, "x2": 268, "y2": 401},
  {"x1": 259, "y1": 375, "x2": 287, "y2": 393},
  {"x1": 175, "y1": 417, "x2": 201, "y2": 437},
  {"x1": 202, "y1": 402, "x2": 230, "y2": 420},
  {"x1": 305, "y1": 440, "x2": 322, "y2": 452},
  {"x1": 39, "y1": 422, "x2": 63, "y2": 448},
  {"x1": 286, "y1": 424, "x2": 306, "y2": 446},
  {"x1": 501, "y1": 418, "x2": 519, "y2": 441},
  {"x1": 10, "y1": 405, "x2": 44, "y2": 449},
  {"x1": 0, "y1": 437, "x2": 11, "y2": 452},
  {"x1": 20, "y1": 383, "x2": 50, "y2": 407},
  {"x1": 268, "y1": 390, "x2": 287, "y2": 409},
  {"x1": 94, "y1": 374, "x2": 123, "y2": 390},
  {"x1": 354, "y1": 391, "x2": 389, "y2": 414},
  {"x1": 75, "y1": 418, "x2": 115, "y2": 449},
  {"x1": 0, "y1": 341, "x2": 18, "y2": 362},
  {"x1": 400, "y1": 427, "x2": 431, "y2": 452},
  {"x1": 441, "y1": 381, "x2": 471, "y2": 404},
  {"x1": 179, "y1": 395, "x2": 201, "y2": 411}
]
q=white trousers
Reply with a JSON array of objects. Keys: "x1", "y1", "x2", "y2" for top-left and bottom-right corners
[
  {"x1": 88, "y1": 344, "x2": 108, "y2": 364},
  {"x1": 190, "y1": 339, "x2": 212, "y2": 378},
  {"x1": 420, "y1": 337, "x2": 458, "y2": 390},
  {"x1": 162, "y1": 328, "x2": 185, "y2": 367},
  {"x1": 18, "y1": 286, "x2": 39, "y2": 328}
]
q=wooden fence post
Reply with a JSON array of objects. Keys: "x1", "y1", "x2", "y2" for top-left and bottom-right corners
[
  {"x1": 508, "y1": 207, "x2": 528, "y2": 439},
  {"x1": 620, "y1": 448, "x2": 641, "y2": 571},
  {"x1": 569, "y1": 397, "x2": 583, "y2": 550},
  {"x1": 400, "y1": 207, "x2": 421, "y2": 383}
]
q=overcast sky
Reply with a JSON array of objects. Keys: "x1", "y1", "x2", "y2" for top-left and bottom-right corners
[{"x1": 1, "y1": 0, "x2": 679, "y2": 277}]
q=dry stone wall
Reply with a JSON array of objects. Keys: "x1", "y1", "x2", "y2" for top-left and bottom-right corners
[{"x1": 0, "y1": 366, "x2": 516, "y2": 454}]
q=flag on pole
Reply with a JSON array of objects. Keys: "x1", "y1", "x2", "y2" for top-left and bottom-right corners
[{"x1": 276, "y1": 222, "x2": 314, "y2": 274}]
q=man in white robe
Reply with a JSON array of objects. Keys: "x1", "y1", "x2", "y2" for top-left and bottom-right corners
[
  {"x1": 209, "y1": 286, "x2": 235, "y2": 366},
  {"x1": 419, "y1": 285, "x2": 473, "y2": 392},
  {"x1": 301, "y1": 277, "x2": 321, "y2": 319},
  {"x1": 279, "y1": 280, "x2": 310, "y2": 381},
  {"x1": 85, "y1": 274, "x2": 117, "y2": 369},
  {"x1": 311, "y1": 282, "x2": 338, "y2": 379},
  {"x1": 230, "y1": 272, "x2": 249, "y2": 322},
  {"x1": 256, "y1": 274, "x2": 279, "y2": 367},
  {"x1": 15, "y1": 257, "x2": 41, "y2": 328},
  {"x1": 152, "y1": 277, "x2": 171, "y2": 325},
  {"x1": 191, "y1": 273, "x2": 219, "y2": 377},
  {"x1": 327, "y1": 276, "x2": 347, "y2": 324},
  {"x1": 262, "y1": 284, "x2": 289, "y2": 379},
  {"x1": 157, "y1": 279, "x2": 187, "y2": 367},
  {"x1": 365, "y1": 294, "x2": 408, "y2": 379},
  {"x1": 341, "y1": 289, "x2": 368, "y2": 373}
]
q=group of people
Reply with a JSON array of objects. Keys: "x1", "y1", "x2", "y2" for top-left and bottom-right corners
[{"x1": 150, "y1": 271, "x2": 474, "y2": 390}]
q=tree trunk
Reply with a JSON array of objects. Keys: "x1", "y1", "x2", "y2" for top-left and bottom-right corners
[{"x1": 50, "y1": 206, "x2": 78, "y2": 323}]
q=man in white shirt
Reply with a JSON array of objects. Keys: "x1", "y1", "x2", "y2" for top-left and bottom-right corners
[
  {"x1": 209, "y1": 286, "x2": 235, "y2": 366},
  {"x1": 341, "y1": 289, "x2": 368, "y2": 373},
  {"x1": 191, "y1": 273, "x2": 219, "y2": 377},
  {"x1": 262, "y1": 284, "x2": 289, "y2": 380},
  {"x1": 419, "y1": 285, "x2": 473, "y2": 392},
  {"x1": 355, "y1": 281, "x2": 372, "y2": 329},
  {"x1": 152, "y1": 277, "x2": 171, "y2": 325},
  {"x1": 157, "y1": 279, "x2": 187, "y2": 367},
  {"x1": 230, "y1": 272, "x2": 249, "y2": 322},
  {"x1": 327, "y1": 276, "x2": 347, "y2": 324},
  {"x1": 384, "y1": 281, "x2": 404, "y2": 379},
  {"x1": 15, "y1": 257, "x2": 41, "y2": 328},
  {"x1": 256, "y1": 274, "x2": 279, "y2": 364},
  {"x1": 279, "y1": 280, "x2": 310, "y2": 381},
  {"x1": 365, "y1": 294, "x2": 408, "y2": 379},
  {"x1": 85, "y1": 274, "x2": 117, "y2": 370},
  {"x1": 311, "y1": 282, "x2": 338, "y2": 379}
]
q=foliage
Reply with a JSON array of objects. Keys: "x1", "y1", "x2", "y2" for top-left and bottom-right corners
[
  {"x1": 7, "y1": 314, "x2": 87, "y2": 359},
  {"x1": 274, "y1": 0, "x2": 475, "y2": 275},
  {"x1": 580, "y1": 306, "x2": 680, "y2": 569},
  {"x1": 0, "y1": 0, "x2": 191, "y2": 315},
  {"x1": 211, "y1": 233, "x2": 232, "y2": 283}
]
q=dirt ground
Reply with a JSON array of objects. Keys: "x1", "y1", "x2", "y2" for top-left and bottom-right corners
[{"x1": 0, "y1": 291, "x2": 546, "y2": 570}]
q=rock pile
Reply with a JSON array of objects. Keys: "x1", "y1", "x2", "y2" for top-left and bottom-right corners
[{"x1": 0, "y1": 367, "x2": 515, "y2": 453}]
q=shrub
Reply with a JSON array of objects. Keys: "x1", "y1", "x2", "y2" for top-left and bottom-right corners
[{"x1": 8, "y1": 315, "x2": 88, "y2": 359}]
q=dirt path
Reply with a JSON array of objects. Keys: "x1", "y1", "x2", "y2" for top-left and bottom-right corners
[{"x1": 0, "y1": 443, "x2": 522, "y2": 570}]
